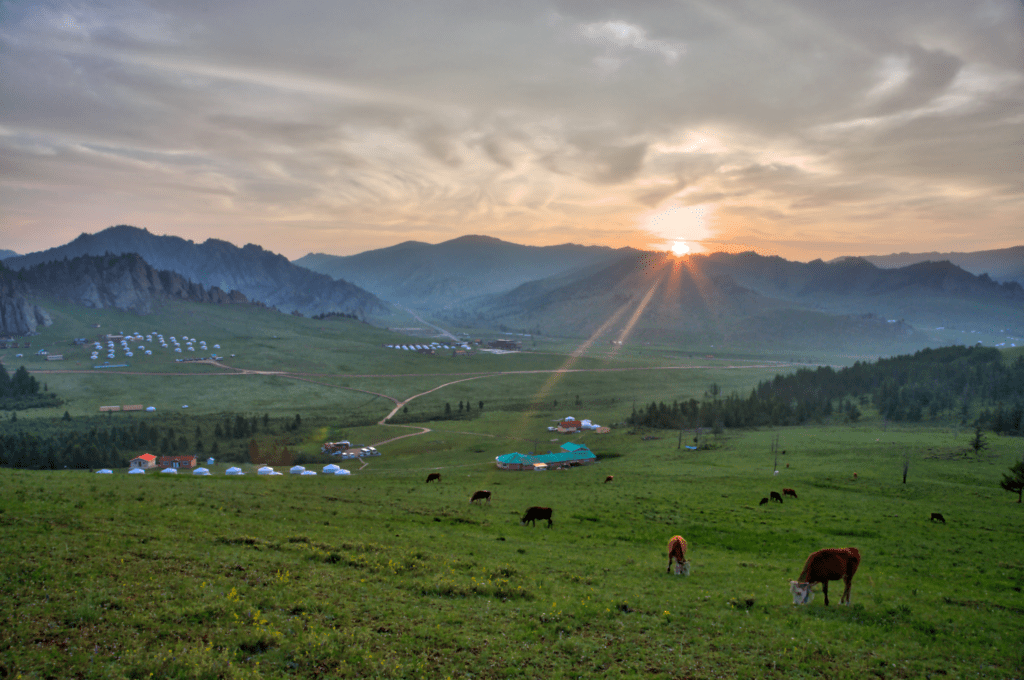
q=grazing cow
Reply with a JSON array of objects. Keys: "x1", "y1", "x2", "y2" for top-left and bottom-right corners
[
  {"x1": 930, "y1": 512, "x2": 945, "y2": 524},
  {"x1": 782, "y1": 488, "x2": 798, "y2": 499},
  {"x1": 759, "y1": 497, "x2": 769, "y2": 506},
  {"x1": 667, "y1": 535, "x2": 690, "y2": 575},
  {"x1": 470, "y1": 490, "x2": 491, "y2": 504},
  {"x1": 520, "y1": 506, "x2": 553, "y2": 528},
  {"x1": 770, "y1": 491, "x2": 784, "y2": 503},
  {"x1": 789, "y1": 547, "x2": 860, "y2": 606},
  {"x1": 425, "y1": 472, "x2": 441, "y2": 483},
  {"x1": 604, "y1": 475, "x2": 614, "y2": 483}
]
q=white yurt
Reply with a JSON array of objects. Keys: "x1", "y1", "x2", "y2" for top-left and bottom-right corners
[
  {"x1": 334, "y1": 469, "x2": 351, "y2": 476},
  {"x1": 207, "y1": 458, "x2": 215, "y2": 465},
  {"x1": 300, "y1": 470, "x2": 317, "y2": 476},
  {"x1": 225, "y1": 466, "x2": 244, "y2": 475},
  {"x1": 322, "y1": 464, "x2": 341, "y2": 474},
  {"x1": 95, "y1": 469, "x2": 113, "y2": 474},
  {"x1": 145, "y1": 406, "x2": 156, "y2": 412},
  {"x1": 128, "y1": 468, "x2": 145, "y2": 474},
  {"x1": 289, "y1": 465, "x2": 306, "y2": 475},
  {"x1": 193, "y1": 467, "x2": 210, "y2": 475},
  {"x1": 161, "y1": 467, "x2": 177, "y2": 474},
  {"x1": 257, "y1": 466, "x2": 275, "y2": 475}
]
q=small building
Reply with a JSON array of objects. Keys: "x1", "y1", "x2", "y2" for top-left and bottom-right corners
[
  {"x1": 495, "y1": 444, "x2": 597, "y2": 470},
  {"x1": 158, "y1": 455, "x2": 196, "y2": 470},
  {"x1": 129, "y1": 453, "x2": 157, "y2": 470},
  {"x1": 488, "y1": 339, "x2": 522, "y2": 351},
  {"x1": 45, "y1": 354, "x2": 64, "y2": 361}
]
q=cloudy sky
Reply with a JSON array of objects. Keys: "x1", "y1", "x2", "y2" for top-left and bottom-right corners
[{"x1": 2, "y1": 0, "x2": 1022, "y2": 261}]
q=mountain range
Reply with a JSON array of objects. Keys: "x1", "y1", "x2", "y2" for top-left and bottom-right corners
[
  {"x1": 4, "y1": 226, "x2": 1022, "y2": 354},
  {"x1": 3, "y1": 226, "x2": 389, "y2": 319},
  {"x1": 854, "y1": 246, "x2": 1024, "y2": 285}
]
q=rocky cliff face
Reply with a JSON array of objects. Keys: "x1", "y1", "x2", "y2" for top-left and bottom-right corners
[{"x1": 0, "y1": 253, "x2": 253, "y2": 334}]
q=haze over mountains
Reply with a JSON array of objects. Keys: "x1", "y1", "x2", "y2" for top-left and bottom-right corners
[
  {"x1": 855, "y1": 247, "x2": 1024, "y2": 286},
  {"x1": 3, "y1": 226, "x2": 1022, "y2": 355}
]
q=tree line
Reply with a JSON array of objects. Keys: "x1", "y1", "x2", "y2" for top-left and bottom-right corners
[
  {"x1": 627, "y1": 345, "x2": 1024, "y2": 435},
  {"x1": 0, "y1": 363, "x2": 61, "y2": 411},
  {"x1": 0, "y1": 412, "x2": 305, "y2": 470}
]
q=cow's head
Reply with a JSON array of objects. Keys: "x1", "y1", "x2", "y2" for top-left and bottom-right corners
[
  {"x1": 675, "y1": 560, "x2": 691, "y2": 576},
  {"x1": 789, "y1": 580, "x2": 814, "y2": 605}
]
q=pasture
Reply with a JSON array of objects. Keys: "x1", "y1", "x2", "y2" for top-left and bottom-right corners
[{"x1": 2, "y1": 425, "x2": 1022, "y2": 679}]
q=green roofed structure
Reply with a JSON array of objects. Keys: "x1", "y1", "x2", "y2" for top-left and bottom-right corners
[{"x1": 495, "y1": 443, "x2": 596, "y2": 470}]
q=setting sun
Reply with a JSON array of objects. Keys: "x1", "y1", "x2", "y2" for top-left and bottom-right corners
[{"x1": 670, "y1": 241, "x2": 691, "y2": 256}]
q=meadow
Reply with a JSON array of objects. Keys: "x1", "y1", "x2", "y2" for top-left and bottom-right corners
[{"x1": 2, "y1": 299, "x2": 1023, "y2": 678}]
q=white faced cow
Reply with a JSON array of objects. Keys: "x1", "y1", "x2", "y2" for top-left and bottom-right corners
[{"x1": 790, "y1": 547, "x2": 860, "y2": 606}]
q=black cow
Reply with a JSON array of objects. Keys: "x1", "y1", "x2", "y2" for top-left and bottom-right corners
[
  {"x1": 521, "y1": 506, "x2": 553, "y2": 528},
  {"x1": 426, "y1": 472, "x2": 441, "y2": 483},
  {"x1": 770, "y1": 491, "x2": 784, "y2": 504},
  {"x1": 930, "y1": 512, "x2": 946, "y2": 524},
  {"x1": 759, "y1": 497, "x2": 769, "y2": 506},
  {"x1": 470, "y1": 490, "x2": 491, "y2": 504}
]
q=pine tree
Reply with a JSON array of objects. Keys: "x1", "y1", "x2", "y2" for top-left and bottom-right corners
[{"x1": 1000, "y1": 461, "x2": 1024, "y2": 503}]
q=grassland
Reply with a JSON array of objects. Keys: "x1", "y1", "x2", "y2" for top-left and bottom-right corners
[{"x1": 3, "y1": 299, "x2": 1023, "y2": 678}]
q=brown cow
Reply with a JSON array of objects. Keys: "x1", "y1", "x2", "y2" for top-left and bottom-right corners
[
  {"x1": 770, "y1": 491, "x2": 783, "y2": 503},
  {"x1": 782, "y1": 488, "x2": 798, "y2": 499},
  {"x1": 470, "y1": 490, "x2": 491, "y2": 504},
  {"x1": 425, "y1": 472, "x2": 441, "y2": 483},
  {"x1": 667, "y1": 535, "x2": 690, "y2": 575},
  {"x1": 604, "y1": 475, "x2": 614, "y2": 483},
  {"x1": 520, "y1": 506, "x2": 553, "y2": 528},
  {"x1": 789, "y1": 547, "x2": 860, "y2": 606}
]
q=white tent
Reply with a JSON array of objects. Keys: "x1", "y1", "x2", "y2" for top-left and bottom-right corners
[
  {"x1": 322, "y1": 464, "x2": 340, "y2": 474},
  {"x1": 207, "y1": 458, "x2": 215, "y2": 465},
  {"x1": 145, "y1": 406, "x2": 156, "y2": 412},
  {"x1": 193, "y1": 467, "x2": 210, "y2": 475},
  {"x1": 258, "y1": 466, "x2": 275, "y2": 475},
  {"x1": 128, "y1": 468, "x2": 145, "y2": 474},
  {"x1": 161, "y1": 468, "x2": 177, "y2": 474},
  {"x1": 225, "y1": 467, "x2": 244, "y2": 475},
  {"x1": 300, "y1": 470, "x2": 317, "y2": 476},
  {"x1": 334, "y1": 469, "x2": 351, "y2": 476},
  {"x1": 290, "y1": 465, "x2": 306, "y2": 475},
  {"x1": 96, "y1": 469, "x2": 113, "y2": 474}
]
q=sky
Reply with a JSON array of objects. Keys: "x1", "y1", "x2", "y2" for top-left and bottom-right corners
[{"x1": 2, "y1": 0, "x2": 1022, "y2": 262}]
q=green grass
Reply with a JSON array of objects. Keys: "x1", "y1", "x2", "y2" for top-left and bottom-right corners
[
  {"x1": 2, "y1": 425, "x2": 1022, "y2": 679},
  {"x1": 4, "y1": 299, "x2": 1024, "y2": 678}
]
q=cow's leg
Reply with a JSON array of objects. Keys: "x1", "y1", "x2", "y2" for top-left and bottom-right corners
[
  {"x1": 822, "y1": 581, "x2": 830, "y2": 606},
  {"x1": 667, "y1": 556, "x2": 673, "y2": 574},
  {"x1": 842, "y1": 576, "x2": 852, "y2": 605}
]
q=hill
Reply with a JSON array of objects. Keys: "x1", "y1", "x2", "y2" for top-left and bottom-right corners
[
  {"x1": 461, "y1": 250, "x2": 1023, "y2": 353},
  {"x1": 853, "y1": 245, "x2": 1024, "y2": 285},
  {"x1": 0, "y1": 249, "x2": 18, "y2": 259},
  {"x1": 0, "y1": 253, "x2": 255, "y2": 335},
  {"x1": 294, "y1": 235, "x2": 626, "y2": 310},
  {"x1": 4, "y1": 225, "x2": 391, "y2": 319}
]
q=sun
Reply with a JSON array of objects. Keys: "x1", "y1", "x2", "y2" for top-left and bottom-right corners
[{"x1": 670, "y1": 241, "x2": 691, "y2": 256}]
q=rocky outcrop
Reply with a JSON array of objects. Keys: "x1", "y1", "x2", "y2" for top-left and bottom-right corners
[{"x1": 0, "y1": 253, "x2": 254, "y2": 334}]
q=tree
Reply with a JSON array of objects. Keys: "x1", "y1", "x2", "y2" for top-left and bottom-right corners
[
  {"x1": 970, "y1": 421, "x2": 988, "y2": 455},
  {"x1": 1000, "y1": 461, "x2": 1024, "y2": 503}
]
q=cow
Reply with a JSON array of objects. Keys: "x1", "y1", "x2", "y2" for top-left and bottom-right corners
[
  {"x1": 930, "y1": 512, "x2": 945, "y2": 524},
  {"x1": 425, "y1": 472, "x2": 441, "y2": 483},
  {"x1": 770, "y1": 491, "x2": 784, "y2": 503},
  {"x1": 520, "y1": 506, "x2": 553, "y2": 528},
  {"x1": 604, "y1": 475, "x2": 614, "y2": 483},
  {"x1": 470, "y1": 490, "x2": 491, "y2": 504},
  {"x1": 667, "y1": 535, "x2": 690, "y2": 575},
  {"x1": 782, "y1": 488, "x2": 798, "y2": 499},
  {"x1": 789, "y1": 547, "x2": 860, "y2": 606},
  {"x1": 853, "y1": 472, "x2": 858, "y2": 480},
  {"x1": 759, "y1": 497, "x2": 769, "y2": 506}
]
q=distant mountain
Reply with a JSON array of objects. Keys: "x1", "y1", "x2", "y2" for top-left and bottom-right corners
[
  {"x1": 5, "y1": 225, "x2": 390, "y2": 318},
  {"x1": 0, "y1": 253, "x2": 254, "y2": 334},
  {"x1": 0, "y1": 249, "x2": 18, "y2": 260},
  {"x1": 852, "y1": 245, "x2": 1024, "y2": 285},
  {"x1": 461, "y1": 250, "x2": 1023, "y2": 352},
  {"x1": 294, "y1": 235, "x2": 627, "y2": 310}
]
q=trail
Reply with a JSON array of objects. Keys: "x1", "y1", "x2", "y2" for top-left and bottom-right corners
[{"x1": 29, "y1": 358, "x2": 801, "y2": 451}]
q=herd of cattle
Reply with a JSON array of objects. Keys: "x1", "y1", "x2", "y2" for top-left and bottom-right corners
[
  {"x1": 416, "y1": 472, "x2": 921, "y2": 607},
  {"x1": 421, "y1": 465, "x2": 951, "y2": 607}
]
